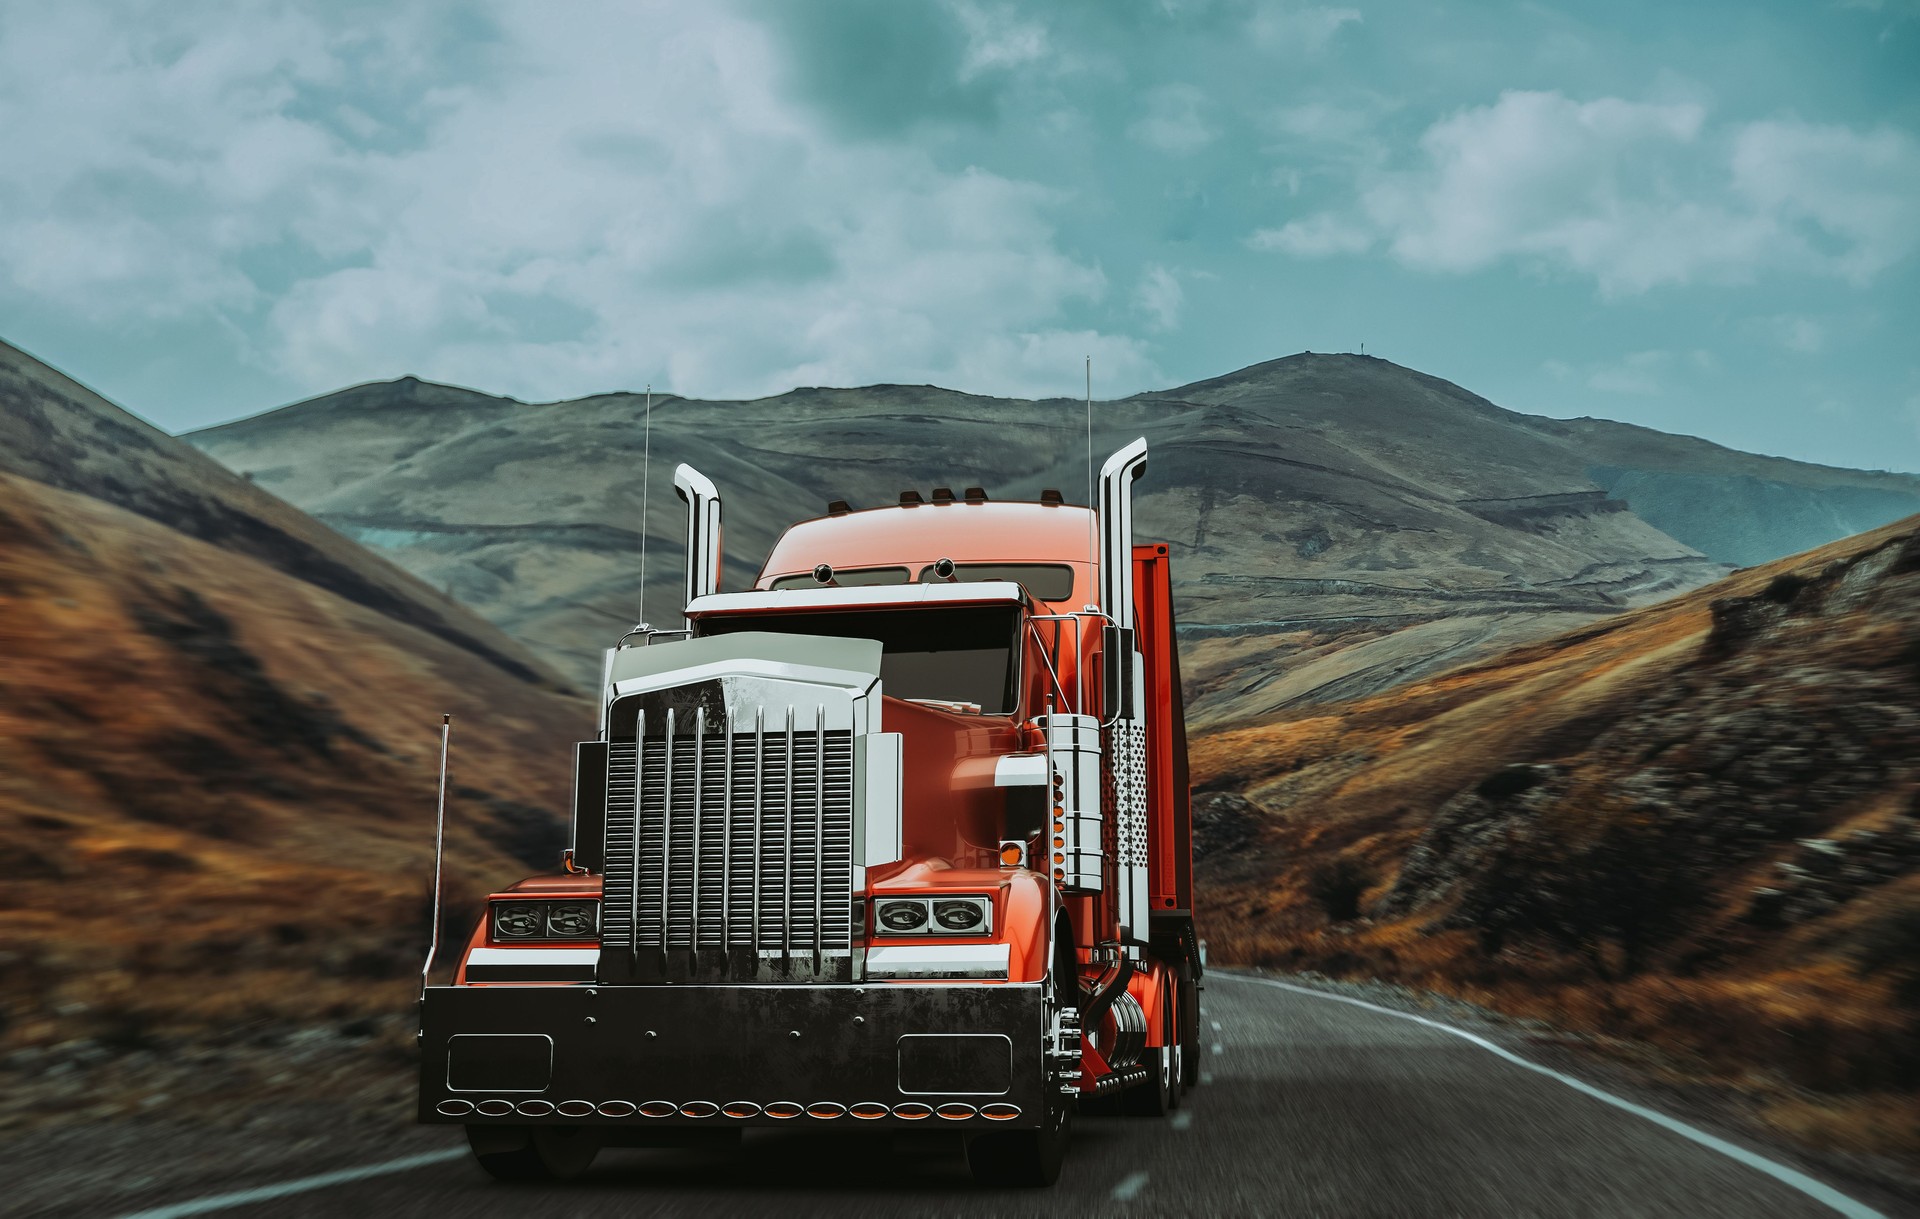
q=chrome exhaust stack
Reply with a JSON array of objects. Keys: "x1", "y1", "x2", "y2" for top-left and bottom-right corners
[
  {"x1": 673, "y1": 464, "x2": 722, "y2": 630},
  {"x1": 1097, "y1": 438, "x2": 1151, "y2": 957}
]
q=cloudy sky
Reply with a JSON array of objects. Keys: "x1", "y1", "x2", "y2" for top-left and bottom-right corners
[{"x1": 2, "y1": 1, "x2": 1916, "y2": 471}]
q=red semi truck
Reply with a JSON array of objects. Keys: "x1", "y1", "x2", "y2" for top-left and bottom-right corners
[{"x1": 418, "y1": 438, "x2": 1199, "y2": 1186}]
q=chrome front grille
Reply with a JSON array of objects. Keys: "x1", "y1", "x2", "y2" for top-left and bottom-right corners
[{"x1": 601, "y1": 705, "x2": 855, "y2": 982}]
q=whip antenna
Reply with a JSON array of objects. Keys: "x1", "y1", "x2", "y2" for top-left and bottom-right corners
[{"x1": 638, "y1": 384, "x2": 653, "y2": 628}]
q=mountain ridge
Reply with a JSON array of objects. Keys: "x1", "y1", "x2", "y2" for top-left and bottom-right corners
[{"x1": 184, "y1": 352, "x2": 1920, "y2": 726}]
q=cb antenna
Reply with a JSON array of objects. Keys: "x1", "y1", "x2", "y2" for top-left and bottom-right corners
[{"x1": 638, "y1": 384, "x2": 653, "y2": 629}]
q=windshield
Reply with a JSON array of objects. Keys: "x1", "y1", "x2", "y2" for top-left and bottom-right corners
[{"x1": 699, "y1": 605, "x2": 1020, "y2": 714}]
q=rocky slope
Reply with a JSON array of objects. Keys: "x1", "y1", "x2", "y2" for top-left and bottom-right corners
[
  {"x1": 0, "y1": 342, "x2": 591, "y2": 1131},
  {"x1": 186, "y1": 354, "x2": 1920, "y2": 727},
  {"x1": 1192, "y1": 514, "x2": 1920, "y2": 1161}
]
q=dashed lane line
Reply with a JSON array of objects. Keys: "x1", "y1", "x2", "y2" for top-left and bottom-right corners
[
  {"x1": 115, "y1": 1148, "x2": 468, "y2": 1219},
  {"x1": 1220, "y1": 972, "x2": 1884, "y2": 1219},
  {"x1": 1112, "y1": 1170, "x2": 1151, "y2": 1201}
]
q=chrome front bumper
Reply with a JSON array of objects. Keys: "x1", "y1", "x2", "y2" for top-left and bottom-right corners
[{"x1": 418, "y1": 981, "x2": 1047, "y2": 1129}]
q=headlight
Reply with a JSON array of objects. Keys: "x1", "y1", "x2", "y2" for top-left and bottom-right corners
[
  {"x1": 933, "y1": 898, "x2": 989, "y2": 933},
  {"x1": 546, "y1": 903, "x2": 597, "y2": 938},
  {"x1": 493, "y1": 902, "x2": 544, "y2": 938},
  {"x1": 877, "y1": 899, "x2": 929, "y2": 932},
  {"x1": 872, "y1": 895, "x2": 992, "y2": 936}
]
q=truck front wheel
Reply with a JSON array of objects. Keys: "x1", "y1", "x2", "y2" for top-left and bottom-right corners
[{"x1": 466, "y1": 1125, "x2": 601, "y2": 1182}]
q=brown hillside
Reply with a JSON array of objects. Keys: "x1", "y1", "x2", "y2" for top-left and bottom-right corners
[
  {"x1": 1193, "y1": 515, "x2": 1920, "y2": 1160},
  {"x1": 0, "y1": 470, "x2": 590, "y2": 1130}
]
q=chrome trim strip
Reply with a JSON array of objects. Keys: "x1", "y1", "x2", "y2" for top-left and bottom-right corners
[
  {"x1": 692, "y1": 705, "x2": 705, "y2": 957},
  {"x1": 783, "y1": 704, "x2": 795, "y2": 964},
  {"x1": 814, "y1": 710, "x2": 825, "y2": 971},
  {"x1": 993, "y1": 754, "x2": 1049, "y2": 787},
  {"x1": 753, "y1": 705, "x2": 764, "y2": 953},
  {"x1": 722, "y1": 710, "x2": 734, "y2": 948},
  {"x1": 688, "y1": 581, "x2": 1028, "y2": 616},
  {"x1": 464, "y1": 948, "x2": 600, "y2": 967},
  {"x1": 866, "y1": 943, "x2": 1011, "y2": 976},
  {"x1": 661, "y1": 707, "x2": 674, "y2": 960},
  {"x1": 637, "y1": 706, "x2": 652, "y2": 963}
]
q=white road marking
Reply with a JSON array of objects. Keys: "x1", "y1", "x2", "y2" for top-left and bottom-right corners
[
  {"x1": 1223, "y1": 973, "x2": 1884, "y2": 1219},
  {"x1": 1210, "y1": 1020, "x2": 1222, "y2": 1032},
  {"x1": 1171, "y1": 1111, "x2": 1193, "y2": 1130},
  {"x1": 114, "y1": 1148, "x2": 467, "y2": 1219},
  {"x1": 1210, "y1": 1042, "x2": 1224, "y2": 1055},
  {"x1": 1112, "y1": 1169, "x2": 1151, "y2": 1201}
]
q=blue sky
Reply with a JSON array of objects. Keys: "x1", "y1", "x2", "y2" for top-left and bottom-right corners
[{"x1": 2, "y1": 1, "x2": 1916, "y2": 471}]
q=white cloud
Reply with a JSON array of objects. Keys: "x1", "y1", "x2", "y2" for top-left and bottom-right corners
[
  {"x1": 1134, "y1": 265, "x2": 1184, "y2": 331},
  {"x1": 1543, "y1": 348, "x2": 1718, "y2": 397},
  {"x1": 1247, "y1": 213, "x2": 1373, "y2": 256},
  {"x1": 0, "y1": 1, "x2": 1160, "y2": 404},
  {"x1": 950, "y1": 1, "x2": 1051, "y2": 80},
  {"x1": 1249, "y1": 90, "x2": 1920, "y2": 296},
  {"x1": 1128, "y1": 85, "x2": 1215, "y2": 155},
  {"x1": 1761, "y1": 314, "x2": 1829, "y2": 354},
  {"x1": 1246, "y1": 3, "x2": 1362, "y2": 53}
]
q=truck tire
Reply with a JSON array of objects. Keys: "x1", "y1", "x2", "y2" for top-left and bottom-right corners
[
  {"x1": 967, "y1": 946, "x2": 1075, "y2": 1187},
  {"x1": 1119, "y1": 991, "x2": 1175, "y2": 1117},
  {"x1": 467, "y1": 1125, "x2": 601, "y2": 1182},
  {"x1": 1178, "y1": 960, "x2": 1201, "y2": 1090}
]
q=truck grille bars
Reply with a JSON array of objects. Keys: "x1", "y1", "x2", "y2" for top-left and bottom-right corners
[{"x1": 600, "y1": 705, "x2": 856, "y2": 984}]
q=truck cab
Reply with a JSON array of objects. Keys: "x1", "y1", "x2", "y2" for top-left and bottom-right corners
[{"x1": 419, "y1": 440, "x2": 1198, "y2": 1187}]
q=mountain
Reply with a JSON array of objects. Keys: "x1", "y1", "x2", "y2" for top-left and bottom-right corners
[
  {"x1": 1191, "y1": 514, "x2": 1920, "y2": 1161},
  {"x1": 186, "y1": 354, "x2": 1920, "y2": 729},
  {"x1": 0, "y1": 341, "x2": 590, "y2": 1126}
]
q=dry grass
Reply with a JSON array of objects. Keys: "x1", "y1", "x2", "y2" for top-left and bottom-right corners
[
  {"x1": 0, "y1": 471, "x2": 587, "y2": 1090},
  {"x1": 1192, "y1": 515, "x2": 1920, "y2": 1163}
]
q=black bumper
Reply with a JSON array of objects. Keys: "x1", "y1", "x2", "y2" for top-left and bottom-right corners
[{"x1": 419, "y1": 982, "x2": 1047, "y2": 1130}]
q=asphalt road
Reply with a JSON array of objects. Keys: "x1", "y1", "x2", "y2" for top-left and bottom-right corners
[{"x1": 119, "y1": 972, "x2": 1896, "y2": 1219}]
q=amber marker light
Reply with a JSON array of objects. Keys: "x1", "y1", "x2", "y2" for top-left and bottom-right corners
[{"x1": 999, "y1": 841, "x2": 1025, "y2": 867}]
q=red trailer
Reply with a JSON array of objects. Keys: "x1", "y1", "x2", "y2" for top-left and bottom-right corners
[{"x1": 419, "y1": 439, "x2": 1199, "y2": 1186}]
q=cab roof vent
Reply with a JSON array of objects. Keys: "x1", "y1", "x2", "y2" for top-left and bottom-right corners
[
  {"x1": 963, "y1": 487, "x2": 988, "y2": 503},
  {"x1": 826, "y1": 499, "x2": 852, "y2": 516},
  {"x1": 899, "y1": 490, "x2": 925, "y2": 507},
  {"x1": 1039, "y1": 488, "x2": 1065, "y2": 505},
  {"x1": 931, "y1": 487, "x2": 956, "y2": 504}
]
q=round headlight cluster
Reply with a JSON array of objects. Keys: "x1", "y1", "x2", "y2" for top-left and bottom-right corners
[
  {"x1": 872, "y1": 896, "x2": 991, "y2": 936},
  {"x1": 547, "y1": 903, "x2": 596, "y2": 938},
  {"x1": 877, "y1": 900, "x2": 929, "y2": 932},
  {"x1": 934, "y1": 899, "x2": 987, "y2": 932},
  {"x1": 493, "y1": 903, "x2": 544, "y2": 938}
]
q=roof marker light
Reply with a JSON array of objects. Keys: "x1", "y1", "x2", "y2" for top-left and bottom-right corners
[
  {"x1": 899, "y1": 490, "x2": 924, "y2": 506},
  {"x1": 812, "y1": 564, "x2": 834, "y2": 585},
  {"x1": 826, "y1": 499, "x2": 852, "y2": 516},
  {"x1": 931, "y1": 487, "x2": 955, "y2": 504},
  {"x1": 963, "y1": 486, "x2": 988, "y2": 503}
]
